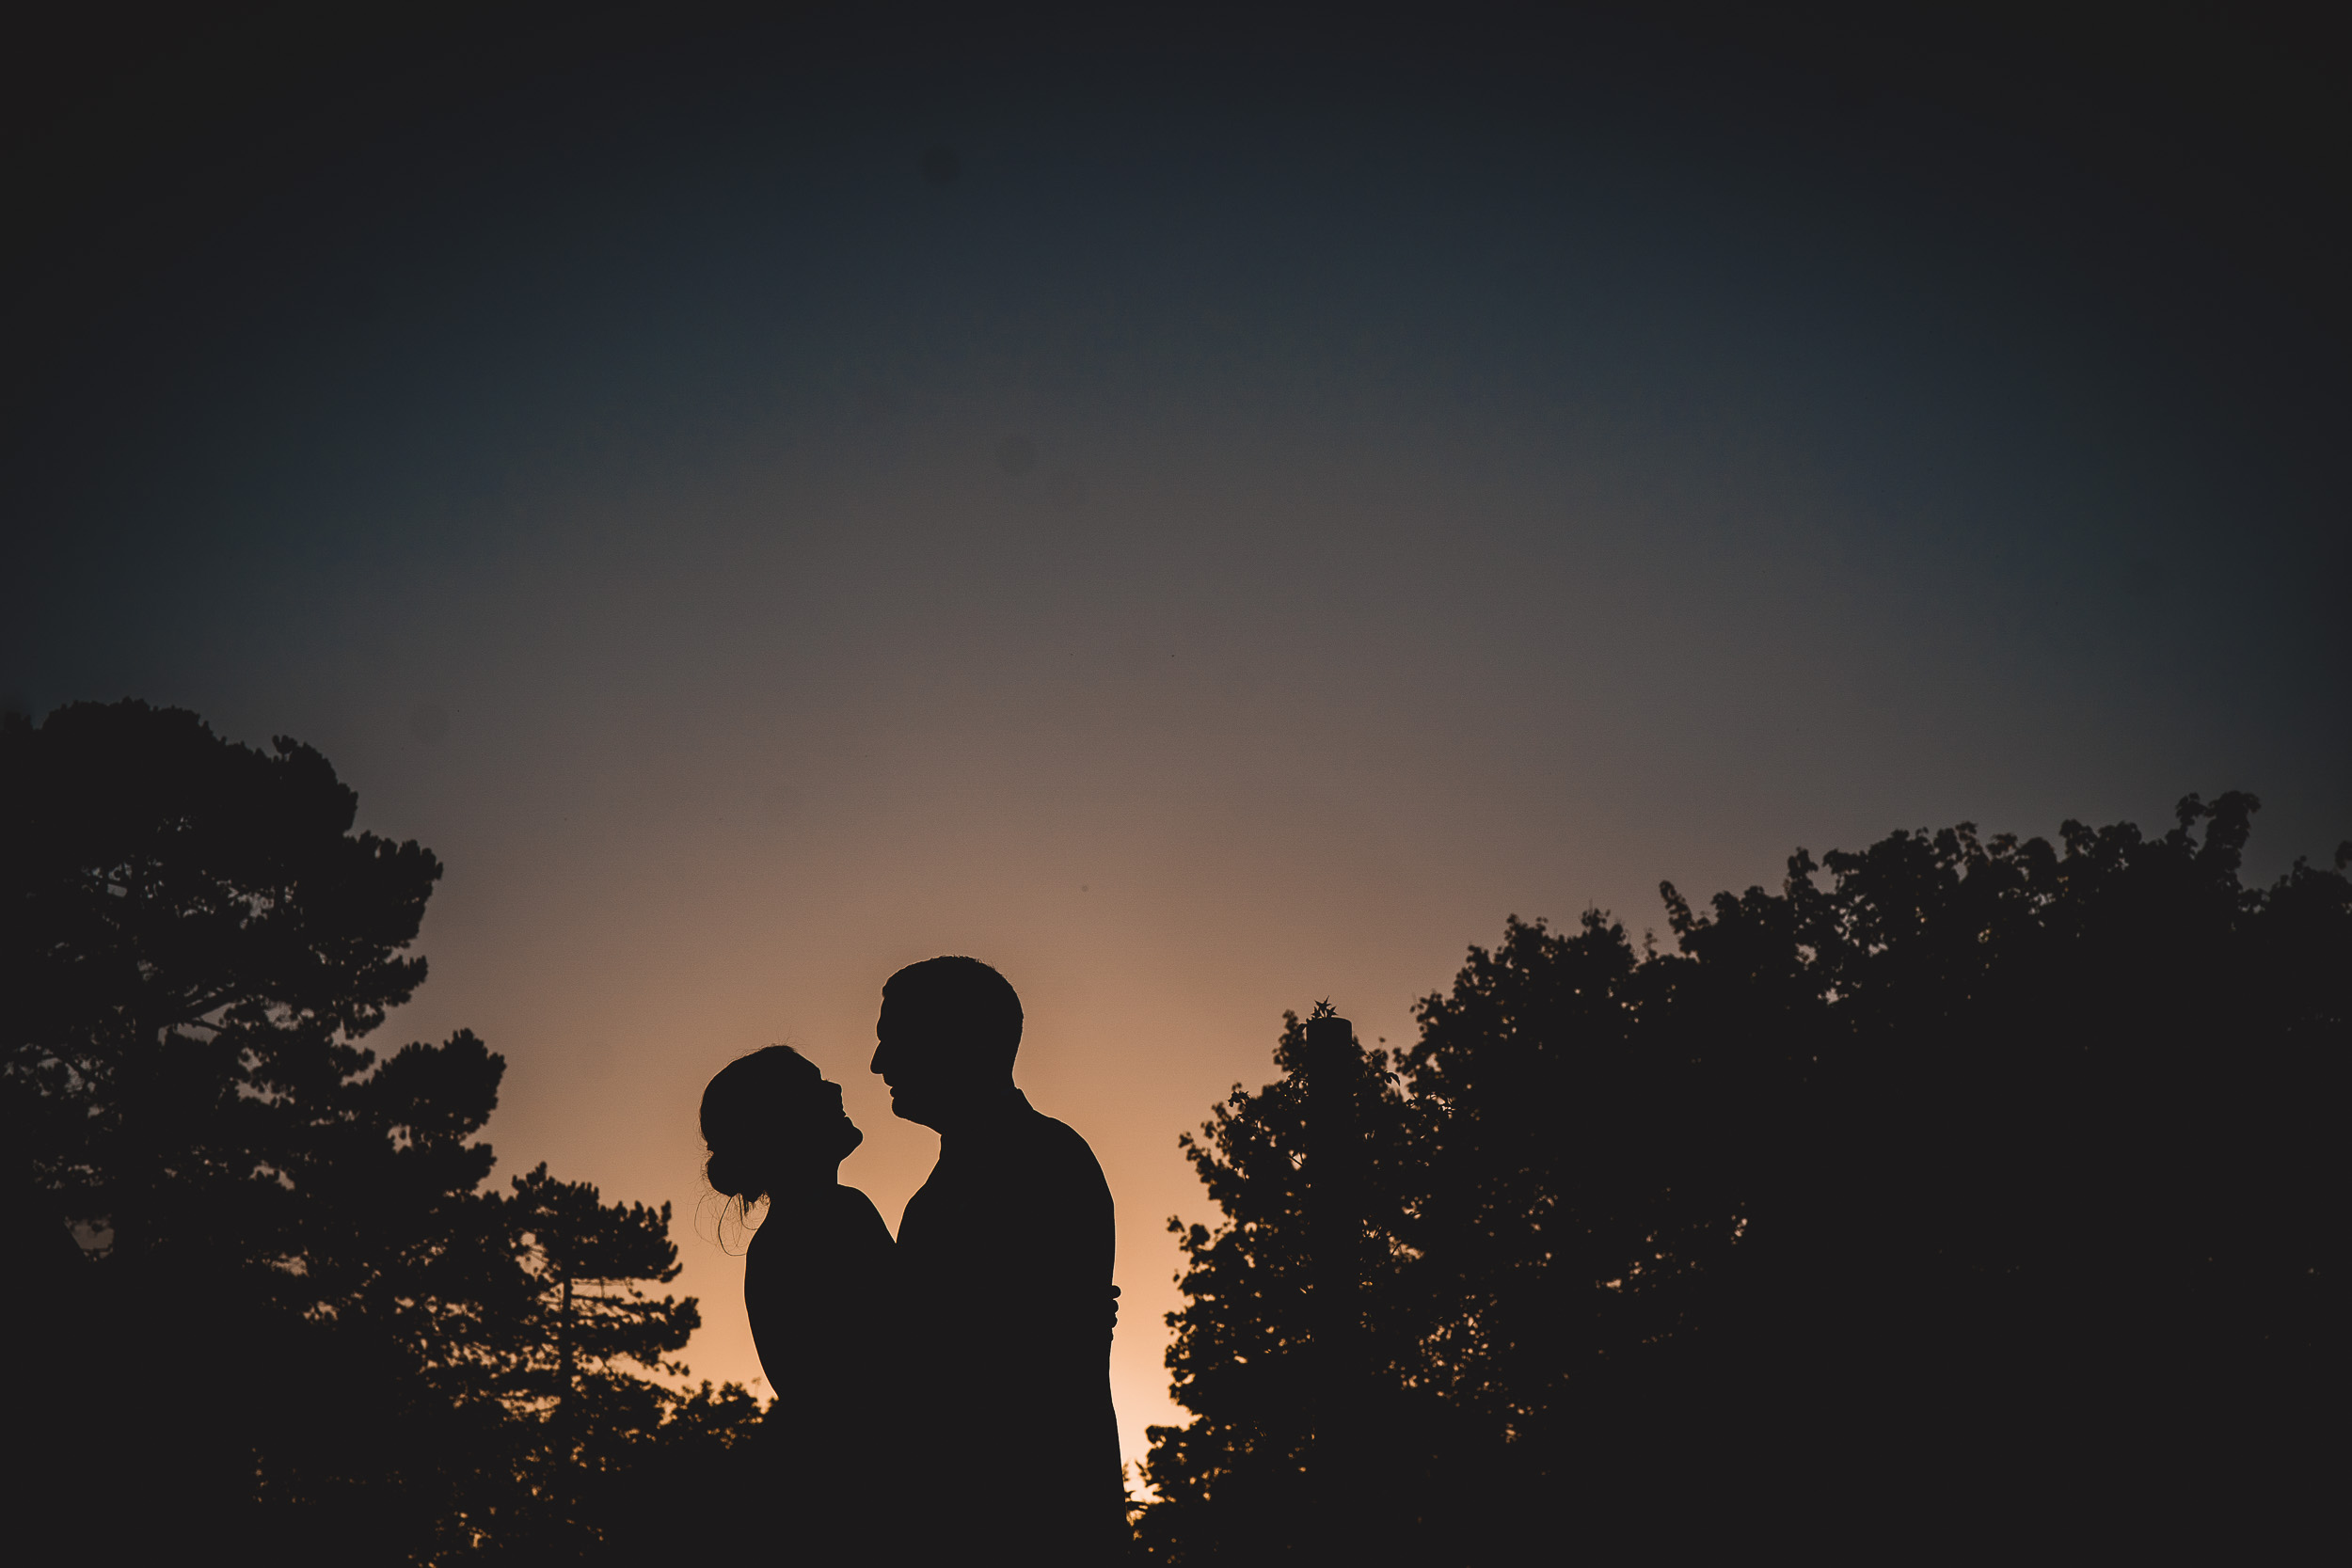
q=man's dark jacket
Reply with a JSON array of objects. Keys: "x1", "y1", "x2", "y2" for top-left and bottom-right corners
[{"x1": 898, "y1": 1087, "x2": 1126, "y2": 1558}]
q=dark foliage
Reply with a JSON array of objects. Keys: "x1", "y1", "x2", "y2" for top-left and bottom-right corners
[
  {"x1": 3, "y1": 702, "x2": 759, "y2": 1563},
  {"x1": 1141, "y1": 794, "x2": 2344, "y2": 1560}
]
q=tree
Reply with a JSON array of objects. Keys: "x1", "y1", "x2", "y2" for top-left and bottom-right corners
[
  {"x1": 3, "y1": 699, "x2": 441, "y2": 1280},
  {"x1": 1141, "y1": 794, "x2": 2346, "y2": 1560},
  {"x1": 2, "y1": 702, "x2": 761, "y2": 1562},
  {"x1": 1137, "y1": 1012, "x2": 1409, "y2": 1561},
  {"x1": 496, "y1": 1164, "x2": 701, "y2": 1552}
]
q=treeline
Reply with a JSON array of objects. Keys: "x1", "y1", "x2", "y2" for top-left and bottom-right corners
[
  {"x1": 1140, "y1": 796, "x2": 2344, "y2": 1560},
  {"x1": 12, "y1": 699, "x2": 2343, "y2": 1561},
  {"x1": 6, "y1": 702, "x2": 759, "y2": 1563}
]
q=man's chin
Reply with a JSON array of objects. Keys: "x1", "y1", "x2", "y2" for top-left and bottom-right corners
[{"x1": 888, "y1": 1093, "x2": 940, "y2": 1128}]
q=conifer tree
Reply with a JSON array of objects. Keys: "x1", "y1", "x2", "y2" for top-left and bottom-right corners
[{"x1": 4, "y1": 702, "x2": 762, "y2": 1561}]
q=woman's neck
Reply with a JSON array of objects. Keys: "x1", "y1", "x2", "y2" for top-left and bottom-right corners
[{"x1": 764, "y1": 1164, "x2": 843, "y2": 1202}]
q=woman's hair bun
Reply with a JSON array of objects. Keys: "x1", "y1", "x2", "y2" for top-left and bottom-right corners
[
  {"x1": 705, "y1": 1149, "x2": 759, "y2": 1204},
  {"x1": 700, "y1": 1044, "x2": 821, "y2": 1208}
]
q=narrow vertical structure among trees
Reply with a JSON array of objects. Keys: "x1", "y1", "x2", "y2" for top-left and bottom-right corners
[{"x1": 1305, "y1": 1006, "x2": 1367, "y2": 1551}]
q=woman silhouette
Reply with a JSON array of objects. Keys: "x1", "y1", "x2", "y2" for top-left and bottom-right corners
[{"x1": 700, "y1": 1047, "x2": 901, "y2": 1553}]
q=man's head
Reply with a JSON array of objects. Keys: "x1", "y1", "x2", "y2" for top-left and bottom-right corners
[{"x1": 871, "y1": 956, "x2": 1023, "y2": 1130}]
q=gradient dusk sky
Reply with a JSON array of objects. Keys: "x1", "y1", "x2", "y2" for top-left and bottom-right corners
[{"x1": 8, "y1": 9, "x2": 2346, "y2": 1479}]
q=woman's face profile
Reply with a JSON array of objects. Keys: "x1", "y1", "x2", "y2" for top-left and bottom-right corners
[{"x1": 774, "y1": 1075, "x2": 863, "y2": 1165}]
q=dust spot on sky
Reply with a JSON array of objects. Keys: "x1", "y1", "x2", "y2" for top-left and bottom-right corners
[
  {"x1": 996, "y1": 435, "x2": 1039, "y2": 476},
  {"x1": 920, "y1": 146, "x2": 961, "y2": 187},
  {"x1": 2121, "y1": 559, "x2": 2169, "y2": 599}
]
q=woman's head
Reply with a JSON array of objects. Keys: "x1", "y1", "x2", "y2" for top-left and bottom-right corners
[{"x1": 700, "y1": 1046, "x2": 864, "y2": 1205}]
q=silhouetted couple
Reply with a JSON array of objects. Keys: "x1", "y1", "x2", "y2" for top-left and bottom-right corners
[{"x1": 698, "y1": 957, "x2": 1128, "y2": 1562}]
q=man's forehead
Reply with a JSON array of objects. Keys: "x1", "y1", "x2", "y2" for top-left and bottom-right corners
[{"x1": 877, "y1": 997, "x2": 947, "y2": 1033}]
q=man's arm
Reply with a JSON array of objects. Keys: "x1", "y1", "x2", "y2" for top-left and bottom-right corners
[{"x1": 993, "y1": 1120, "x2": 1117, "y2": 1355}]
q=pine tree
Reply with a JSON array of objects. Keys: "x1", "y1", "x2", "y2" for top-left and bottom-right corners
[
  {"x1": 498, "y1": 1164, "x2": 701, "y2": 1550},
  {"x1": 3, "y1": 702, "x2": 764, "y2": 1561}
]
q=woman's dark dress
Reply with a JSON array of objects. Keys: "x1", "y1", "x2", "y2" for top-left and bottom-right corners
[{"x1": 742, "y1": 1183, "x2": 901, "y2": 1546}]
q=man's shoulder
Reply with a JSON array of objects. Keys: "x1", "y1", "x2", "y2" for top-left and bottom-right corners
[{"x1": 1011, "y1": 1101, "x2": 1111, "y2": 1190}]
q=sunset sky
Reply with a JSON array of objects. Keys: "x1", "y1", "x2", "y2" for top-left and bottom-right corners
[{"x1": 8, "y1": 12, "x2": 2345, "y2": 1481}]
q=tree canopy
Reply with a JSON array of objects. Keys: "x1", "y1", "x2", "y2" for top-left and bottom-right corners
[
  {"x1": 1141, "y1": 794, "x2": 2345, "y2": 1560},
  {"x1": 5, "y1": 698, "x2": 443, "y2": 1276},
  {"x1": 3, "y1": 701, "x2": 759, "y2": 1562},
  {"x1": 15, "y1": 703, "x2": 2338, "y2": 1557}
]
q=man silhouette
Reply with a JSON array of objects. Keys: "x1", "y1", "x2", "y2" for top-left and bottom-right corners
[{"x1": 872, "y1": 957, "x2": 1128, "y2": 1560}]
